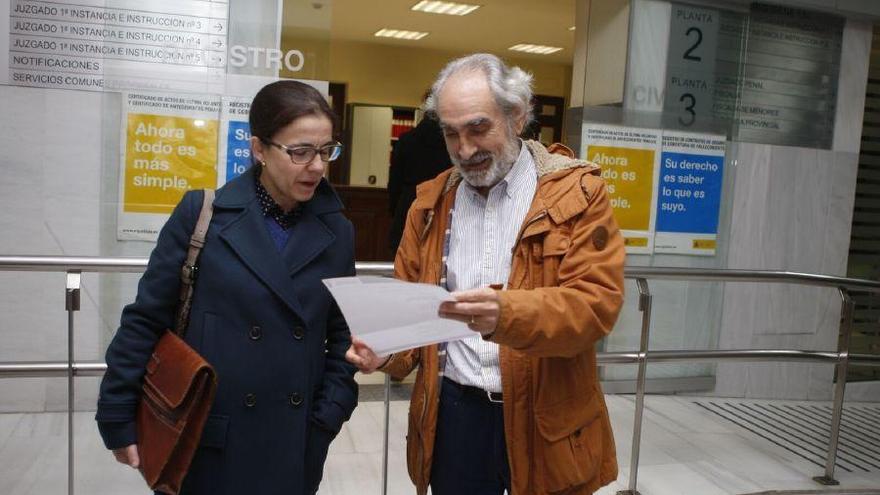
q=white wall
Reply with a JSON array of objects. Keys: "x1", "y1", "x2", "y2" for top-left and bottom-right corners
[{"x1": 0, "y1": 86, "x2": 117, "y2": 411}]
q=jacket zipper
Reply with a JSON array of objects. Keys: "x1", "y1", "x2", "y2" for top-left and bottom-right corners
[
  {"x1": 503, "y1": 211, "x2": 546, "y2": 490},
  {"x1": 419, "y1": 210, "x2": 435, "y2": 241},
  {"x1": 417, "y1": 249, "x2": 442, "y2": 492}
]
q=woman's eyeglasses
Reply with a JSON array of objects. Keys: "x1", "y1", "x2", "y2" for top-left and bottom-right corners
[{"x1": 261, "y1": 139, "x2": 343, "y2": 164}]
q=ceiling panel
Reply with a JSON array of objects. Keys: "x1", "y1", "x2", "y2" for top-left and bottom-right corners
[{"x1": 283, "y1": 0, "x2": 577, "y2": 64}]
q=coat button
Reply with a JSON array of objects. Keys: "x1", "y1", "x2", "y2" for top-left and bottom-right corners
[
  {"x1": 249, "y1": 326, "x2": 262, "y2": 341},
  {"x1": 292, "y1": 326, "x2": 305, "y2": 340},
  {"x1": 289, "y1": 392, "x2": 303, "y2": 407},
  {"x1": 244, "y1": 393, "x2": 256, "y2": 407}
]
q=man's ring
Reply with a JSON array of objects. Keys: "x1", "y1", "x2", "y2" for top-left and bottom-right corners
[{"x1": 469, "y1": 315, "x2": 475, "y2": 325}]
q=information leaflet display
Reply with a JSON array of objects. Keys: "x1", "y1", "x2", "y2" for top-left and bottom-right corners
[
  {"x1": 118, "y1": 92, "x2": 219, "y2": 241},
  {"x1": 654, "y1": 131, "x2": 725, "y2": 255},
  {"x1": 582, "y1": 124, "x2": 727, "y2": 256},
  {"x1": 5, "y1": 0, "x2": 229, "y2": 92},
  {"x1": 218, "y1": 96, "x2": 251, "y2": 185},
  {"x1": 582, "y1": 124, "x2": 660, "y2": 254}
]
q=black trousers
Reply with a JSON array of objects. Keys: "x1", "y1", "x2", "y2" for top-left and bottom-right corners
[{"x1": 430, "y1": 378, "x2": 511, "y2": 495}]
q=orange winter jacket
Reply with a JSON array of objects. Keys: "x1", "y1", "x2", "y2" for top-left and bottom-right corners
[{"x1": 382, "y1": 140, "x2": 625, "y2": 495}]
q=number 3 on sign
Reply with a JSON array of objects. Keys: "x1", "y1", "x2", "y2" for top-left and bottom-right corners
[
  {"x1": 679, "y1": 93, "x2": 696, "y2": 126},
  {"x1": 680, "y1": 26, "x2": 702, "y2": 127}
]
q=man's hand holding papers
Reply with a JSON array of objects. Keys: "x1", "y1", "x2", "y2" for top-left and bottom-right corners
[{"x1": 324, "y1": 276, "x2": 475, "y2": 357}]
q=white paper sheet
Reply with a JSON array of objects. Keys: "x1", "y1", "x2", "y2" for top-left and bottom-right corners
[{"x1": 323, "y1": 276, "x2": 474, "y2": 355}]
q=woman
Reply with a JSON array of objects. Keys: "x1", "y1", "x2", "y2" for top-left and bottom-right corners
[{"x1": 96, "y1": 80, "x2": 358, "y2": 495}]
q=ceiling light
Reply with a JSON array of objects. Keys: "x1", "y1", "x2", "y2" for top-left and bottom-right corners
[
  {"x1": 375, "y1": 29, "x2": 429, "y2": 40},
  {"x1": 569, "y1": 26, "x2": 576, "y2": 31},
  {"x1": 411, "y1": 1, "x2": 480, "y2": 16},
  {"x1": 509, "y1": 44, "x2": 563, "y2": 55}
]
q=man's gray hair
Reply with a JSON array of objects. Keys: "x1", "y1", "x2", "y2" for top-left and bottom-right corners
[{"x1": 425, "y1": 53, "x2": 534, "y2": 127}]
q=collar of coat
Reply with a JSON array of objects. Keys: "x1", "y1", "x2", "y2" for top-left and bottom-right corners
[
  {"x1": 212, "y1": 163, "x2": 345, "y2": 215},
  {"x1": 412, "y1": 139, "x2": 601, "y2": 224}
]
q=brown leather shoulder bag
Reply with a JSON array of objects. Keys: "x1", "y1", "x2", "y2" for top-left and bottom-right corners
[{"x1": 136, "y1": 190, "x2": 218, "y2": 495}]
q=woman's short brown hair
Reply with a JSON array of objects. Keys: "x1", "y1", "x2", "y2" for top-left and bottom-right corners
[{"x1": 249, "y1": 80, "x2": 337, "y2": 141}]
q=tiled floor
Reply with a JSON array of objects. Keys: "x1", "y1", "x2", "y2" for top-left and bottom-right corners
[{"x1": 1, "y1": 394, "x2": 878, "y2": 495}]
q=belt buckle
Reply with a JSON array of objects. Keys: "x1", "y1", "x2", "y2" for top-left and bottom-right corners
[{"x1": 486, "y1": 390, "x2": 503, "y2": 403}]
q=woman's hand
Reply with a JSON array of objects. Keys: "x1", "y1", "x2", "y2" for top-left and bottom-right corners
[
  {"x1": 112, "y1": 444, "x2": 140, "y2": 468},
  {"x1": 345, "y1": 336, "x2": 389, "y2": 374}
]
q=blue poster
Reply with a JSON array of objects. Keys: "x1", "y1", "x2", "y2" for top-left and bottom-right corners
[
  {"x1": 656, "y1": 151, "x2": 723, "y2": 234},
  {"x1": 226, "y1": 121, "x2": 252, "y2": 182}
]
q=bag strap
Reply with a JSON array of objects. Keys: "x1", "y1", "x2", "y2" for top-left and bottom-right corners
[{"x1": 174, "y1": 189, "x2": 215, "y2": 336}]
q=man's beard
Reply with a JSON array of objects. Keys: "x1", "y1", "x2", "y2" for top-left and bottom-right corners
[{"x1": 452, "y1": 137, "x2": 521, "y2": 188}]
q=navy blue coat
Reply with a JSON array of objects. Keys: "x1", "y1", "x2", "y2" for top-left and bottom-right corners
[{"x1": 96, "y1": 166, "x2": 358, "y2": 495}]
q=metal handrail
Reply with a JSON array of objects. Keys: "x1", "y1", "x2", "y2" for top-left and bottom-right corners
[
  {"x1": 0, "y1": 255, "x2": 148, "y2": 272},
  {"x1": 0, "y1": 255, "x2": 878, "y2": 495},
  {"x1": 2, "y1": 256, "x2": 879, "y2": 292},
  {"x1": 624, "y1": 267, "x2": 880, "y2": 292},
  {"x1": 3, "y1": 350, "x2": 877, "y2": 378}
]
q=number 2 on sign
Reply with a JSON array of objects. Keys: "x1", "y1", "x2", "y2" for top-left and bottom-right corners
[
  {"x1": 683, "y1": 27, "x2": 702, "y2": 61},
  {"x1": 679, "y1": 93, "x2": 696, "y2": 126}
]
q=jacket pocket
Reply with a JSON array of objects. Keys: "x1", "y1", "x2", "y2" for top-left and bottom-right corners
[
  {"x1": 305, "y1": 423, "x2": 336, "y2": 492},
  {"x1": 198, "y1": 414, "x2": 229, "y2": 449},
  {"x1": 542, "y1": 230, "x2": 571, "y2": 257},
  {"x1": 541, "y1": 230, "x2": 570, "y2": 288},
  {"x1": 527, "y1": 230, "x2": 570, "y2": 289},
  {"x1": 534, "y1": 392, "x2": 603, "y2": 493}
]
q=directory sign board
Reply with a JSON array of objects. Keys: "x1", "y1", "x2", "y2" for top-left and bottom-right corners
[
  {"x1": 6, "y1": 0, "x2": 228, "y2": 92},
  {"x1": 663, "y1": 2, "x2": 842, "y2": 148}
]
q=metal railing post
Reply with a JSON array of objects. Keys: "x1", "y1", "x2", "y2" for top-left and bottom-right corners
[
  {"x1": 618, "y1": 278, "x2": 652, "y2": 495},
  {"x1": 813, "y1": 288, "x2": 855, "y2": 486},
  {"x1": 381, "y1": 373, "x2": 391, "y2": 495},
  {"x1": 65, "y1": 271, "x2": 81, "y2": 495}
]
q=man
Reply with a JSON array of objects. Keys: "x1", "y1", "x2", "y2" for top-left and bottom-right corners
[
  {"x1": 387, "y1": 91, "x2": 452, "y2": 255},
  {"x1": 347, "y1": 53, "x2": 625, "y2": 495}
]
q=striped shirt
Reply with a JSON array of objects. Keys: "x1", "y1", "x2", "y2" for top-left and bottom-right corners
[{"x1": 444, "y1": 141, "x2": 537, "y2": 393}]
